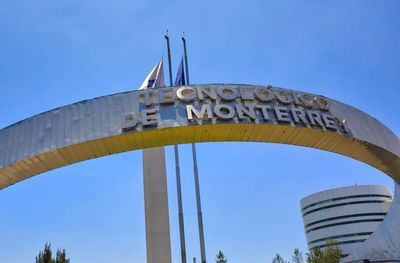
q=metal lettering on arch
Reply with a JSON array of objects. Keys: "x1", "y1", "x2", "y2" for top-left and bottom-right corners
[{"x1": 1, "y1": 84, "x2": 400, "y2": 261}]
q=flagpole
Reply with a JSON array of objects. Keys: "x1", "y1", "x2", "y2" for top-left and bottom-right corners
[
  {"x1": 182, "y1": 36, "x2": 190, "y2": 84},
  {"x1": 165, "y1": 33, "x2": 173, "y2": 87},
  {"x1": 182, "y1": 35, "x2": 207, "y2": 263},
  {"x1": 165, "y1": 32, "x2": 187, "y2": 263}
]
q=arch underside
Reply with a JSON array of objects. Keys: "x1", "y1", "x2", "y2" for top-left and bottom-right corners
[
  {"x1": 0, "y1": 84, "x2": 399, "y2": 260},
  {"x1": 1, "y1": 123, "x2": 400, "y2": 190}
]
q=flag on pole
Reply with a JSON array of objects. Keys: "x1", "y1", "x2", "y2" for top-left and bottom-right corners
[
  {"x1": 139, "y1": 58, "x2": 166, "y2": 90},
  {"x1": 174, "y1": 57, "x2": 186, "y2": 86}
]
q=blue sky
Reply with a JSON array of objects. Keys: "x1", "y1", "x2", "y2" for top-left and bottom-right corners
[{"x1": 1, "y1": 1, "x2": 400, "y2": 262}]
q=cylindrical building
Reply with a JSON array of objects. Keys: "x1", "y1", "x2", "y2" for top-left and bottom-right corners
[{"x1": 300, "y1": 185, "x2": 393, "y2": 258}]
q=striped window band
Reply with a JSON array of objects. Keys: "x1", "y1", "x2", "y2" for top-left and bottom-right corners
[
  {"x1": 302, "y1": 194, "x2": 392, "y2": 211},
  {"x1": 305, "y1": 213, "x2": 386, "y2": 228},
  {"x1": 308, "y1": 232, "x2": 372, "y2": 245},
  {"x1": 306, "y1": 219, "x2": 384, "y2": 233},
  {"x1": 303, "y1": 200, "x2": 387, "y2": 216},
  {"x1": 312, "y1": 239, "x2": 366, "y2": 249}
]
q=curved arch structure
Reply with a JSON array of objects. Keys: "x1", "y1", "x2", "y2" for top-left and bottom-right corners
[{"x1": 0, "y1": 84, "x2": 399, "y2": 260}]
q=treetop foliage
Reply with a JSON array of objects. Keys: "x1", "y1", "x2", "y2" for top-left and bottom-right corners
[
  {"x1": 306, "y1": 240, "x2": 342, "y2": 263},
  {"x1": 272, "y1": 240, "x2": 342, "y2": 263},
  {"x1": 36, "y1": 243, "x2": 70, "y2": 263},
  {"x1": 216, "y1": 250, "x2": 227, "y2": 263}
]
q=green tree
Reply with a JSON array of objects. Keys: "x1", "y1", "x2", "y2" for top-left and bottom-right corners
[
  {"x1": 272, "y1": 254, "x2": 286, "y2": 263},
  {"x1": 36, "y1": 243, "x2": 54, "y2": 263},
  {"x1": 36, "y1": 243, "x2": 70, "y2": 263},
  {"x1": 56, "y1": 248, "x2": 70, "y2": 263},
  {"x1": 292, "y1": 248, "x2": 304, "y2": 263},
  {"x1": 323, "y1": 240, "x2": 342, "y2": 262},
  {"x1": 216, "y1": 251, "x2": 227, "y2": 263},
  {"x1": 306, "y1": 240, "x2": 342, "y2": 263}
]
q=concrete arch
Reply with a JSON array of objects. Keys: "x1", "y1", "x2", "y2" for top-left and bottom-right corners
[{"x1": 0, "y1": 84, "x2": 399, "y2": 260}]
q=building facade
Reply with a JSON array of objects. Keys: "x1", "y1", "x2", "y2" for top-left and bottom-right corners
[{"x1": 300, "y1": 185, "x2": 393, "y2": 258}]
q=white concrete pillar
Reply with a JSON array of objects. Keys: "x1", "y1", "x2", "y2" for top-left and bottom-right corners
[{"x1": 142, "y1": 147, "x2": 172, "y2": 263}]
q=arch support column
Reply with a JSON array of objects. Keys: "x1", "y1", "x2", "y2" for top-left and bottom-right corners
[{"x1": 142, "y1": 147, "x2": 172, "y2": 263}]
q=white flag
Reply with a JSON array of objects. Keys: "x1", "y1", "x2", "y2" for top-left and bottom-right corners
[{"x1": 138, "y1": 58, "x2": 165, "y2": 90}]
